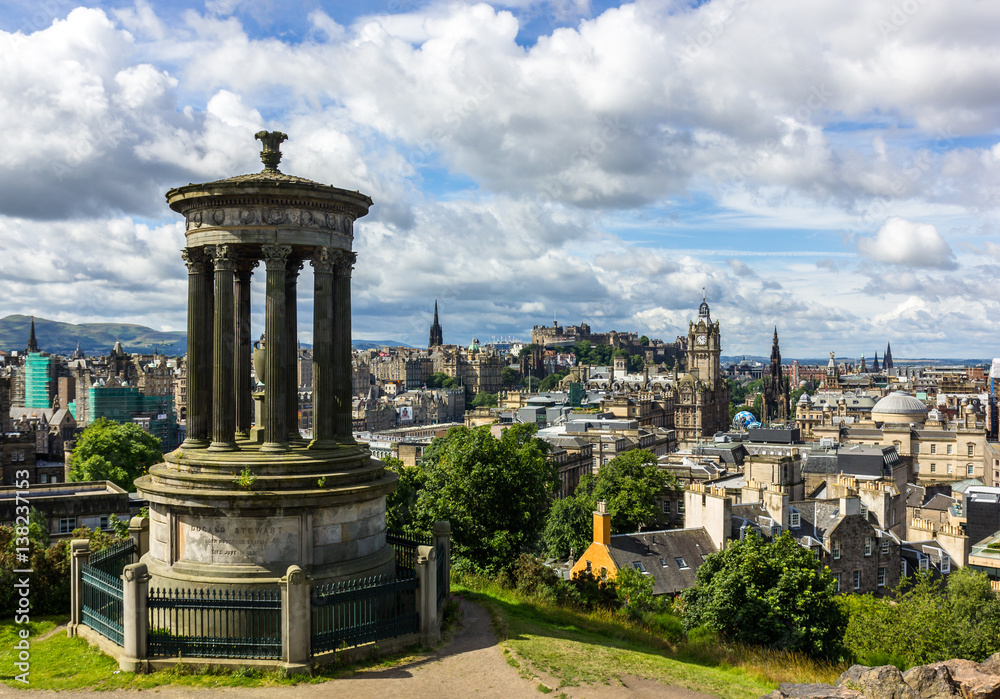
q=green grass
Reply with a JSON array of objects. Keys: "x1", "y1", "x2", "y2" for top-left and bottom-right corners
[
  {"x1": 0, "y1": 616, "x2": 431, "y2": 691},
  {"x1": 456, "y1": 579, "x2": 845, "y2": 699}
]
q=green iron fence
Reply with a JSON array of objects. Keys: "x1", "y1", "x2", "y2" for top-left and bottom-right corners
[
  {"x1": 81, "y1": 564, "x2": 124, "y2": 645},
  {"x1": 90, "y1": 539, "x2": 137, "y2": 578},
  {"x1": 436, "y1": 540, "x2": 448, "y2": 610},
  {"x1": 147, "y1": 588, "x2": 282, "y2": 659},
  {"x1": 310, "y1": 574, "x2": 419, "y2": 655},
  {"x1": 386, "y1": 530, "x2": 431, "y2": 578}
]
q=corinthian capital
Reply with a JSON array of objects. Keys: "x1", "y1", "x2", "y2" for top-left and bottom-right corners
[
  {"x1": 333, "y1": 251, "x2": 357, "y2": 275},
  {"x1": 311, "y1": 247, "x2": 335, "y2": 274},
  {"x1": 261, "y1": 244, "x2": 292, "y2": 270}
]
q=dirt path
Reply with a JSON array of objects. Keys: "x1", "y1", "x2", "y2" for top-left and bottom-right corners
[{"x1": 11, "y1": 601, "x2": 717, "y2": 699}]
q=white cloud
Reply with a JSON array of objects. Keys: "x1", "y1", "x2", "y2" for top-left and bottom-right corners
[{"x1": 856, "y1": 217, "x2": 957, "y2": 269}]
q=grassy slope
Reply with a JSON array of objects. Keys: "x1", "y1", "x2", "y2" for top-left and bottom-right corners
[{"x1": 457, "y1": 582, "x2": 845, "y2": 699}]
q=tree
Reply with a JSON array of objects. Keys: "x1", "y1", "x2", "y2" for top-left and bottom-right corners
[
  {"x1": 591, "y1": 449, "x2": 674, "y2": 534},
  {"x1": 680, "y1": 532, "x2": 844, "y2": 657},
  {"x1": 521, "y1": 375, "x2": 541, "y2": 391},
  {"x1": 540, "y1": 493, "x2": 594, "y2": 560},
  {"x1": 383, "y1": 457, "x2": 424, "y2": 534},
  {"x1": 501, "y1": 366, "x2": 520, "y2": 387},
  {"x1": 426, "y1": 371, "x2": 450, "y2": 388},
  {"x1": 538, "y1": 368, "x2": 570, "y2": 392},
  {"x1": 472, "y1": 391, "x2": 498, "y2": 408},
  {"x1": 639, "y1": 335, "x2": 650, "y2": 346},
  {"x1": 411, "y1": 424, "x2": 558, "y2": 574},
  {"x1": 68, "y1": 418, "x2": 163, "y2": 492},
  {"x1": 615, "y1": 566, "x2": 657, "y2": 619}
]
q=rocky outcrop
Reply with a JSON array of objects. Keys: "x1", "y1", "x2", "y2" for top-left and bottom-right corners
[{"x1": 763, "y1": 653, "x2": 1000, "y2": 699}]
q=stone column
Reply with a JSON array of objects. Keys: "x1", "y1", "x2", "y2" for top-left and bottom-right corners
[
  {"x1": 333, "y1": 251, "x2": 357, "y2": 442},
  {"x1": 67, "y1": 539, "x2": 90, "y2": 637},
  {"x1": 181, "y1": 248, "x2": 212, "y2": 448},
  {"x1": 279, "y1": 565, "x2": 310, "y2": 672},
  {"x1": 285, "y1": 259, "x2": 302, "y2": 442},
  {"x1": 415, "y1": 545, "x2": 440, "y2": 645},
  {"x1": 235, "y1": 259, "x2": 257, "y2": 439},
  {"x1": 128, "y1": 516, "x2": 150, "y2": 558},
  {"x1": 310, "y1": 247, "x2": 335, "y2": 449},
  {"x1": 262, "y1": 244, "x2": 291, "y2": 453},
  {"x1": 120, "y1": 563, "x2": 150, "y2": 672},
  {"x1": 433, "y1": 520, "x2": 451, "y2": 603},
  {"x1": 209, "y1": 244, "x2": 237, "y2": 452}
]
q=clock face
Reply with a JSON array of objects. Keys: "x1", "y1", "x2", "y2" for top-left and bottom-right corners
[{"x1": 696, "y1": 334, "x2": 708, "y2": 346}]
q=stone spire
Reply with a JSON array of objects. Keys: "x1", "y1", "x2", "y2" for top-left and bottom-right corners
[
  {"x1": 884, "y1": 342, "x2": 894, "y2": 370},
  {"x1": 428, "y1": 299, "x2": 444, "y2": 348},
  {"x1": 27, "y1": 316, "x2": 38, "y2": 353},
  {"x1": 763, "y1": 327, "x2": 788, "y2": 424},
  {"x1": 872, "y1": 351, "x2": 880, "y2": 373}
]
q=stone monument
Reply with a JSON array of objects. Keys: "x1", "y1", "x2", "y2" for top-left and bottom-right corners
[{"x1": 134, "y1": 132, "x2": 397, "y2": 590}]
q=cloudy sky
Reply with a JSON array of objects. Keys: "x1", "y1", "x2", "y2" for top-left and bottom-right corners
[{"x1": 1, "y1": 0, "x2": 998, "y2": 360}]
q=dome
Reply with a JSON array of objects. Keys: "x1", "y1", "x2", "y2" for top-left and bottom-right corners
[{"x1": 871, "y1": 391, "x2": 928, "y2": 424}]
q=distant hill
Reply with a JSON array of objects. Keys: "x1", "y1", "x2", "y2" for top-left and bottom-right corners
[
  {"x1": 0, "y1": 315, "x2": 186, "y2": 357},
  {"x1": 0, "y1": 315, "x2": 413, "y2": 357}
]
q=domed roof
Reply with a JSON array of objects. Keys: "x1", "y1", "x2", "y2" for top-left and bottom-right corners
[{"x1": 871, "y1": 391, "x2": 928, "y2": 417}]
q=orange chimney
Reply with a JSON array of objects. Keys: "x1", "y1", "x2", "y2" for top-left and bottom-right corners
[{"x1": 593, "y1": 500, "x2": 611, "y2": 546}]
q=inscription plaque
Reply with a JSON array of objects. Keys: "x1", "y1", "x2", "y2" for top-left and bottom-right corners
[{"x1": 178, "y1": 515, "x2": 300, "y2": 566}]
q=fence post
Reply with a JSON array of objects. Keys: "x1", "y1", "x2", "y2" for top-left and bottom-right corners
[
  {"x1": 129, "y1": 516, "x2": 150, "y2": 558},
  {"x1": 67, "y1": 540, "x2": 90, "y2": 638},
  {"x1": 120, "y1": 562, "x2": 150, "y2": 672},
  {"x1": 280, "y1": 565, "x2": 311, "y2": 674},
  {"x1": 433, "y1": 521, "x2": 451, "y2": 582},
  {"x1": 415, "y1": 545, "x2": 439, "y2": 645}
]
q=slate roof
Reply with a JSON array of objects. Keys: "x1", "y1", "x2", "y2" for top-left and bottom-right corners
[
  {"x1": 606, "y1": 528, "x2": 717, "y2": 596},
  {"x1": 906, "y1": 484, "x2": 926, "y2": 508},
  {"x1": 921, "y1": 493, "x2": 958, "y2": 511}
]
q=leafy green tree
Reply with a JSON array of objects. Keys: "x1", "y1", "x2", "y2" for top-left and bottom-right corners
[
  {"x1": 639, "y1": 335, "x2": 650, "y2": 346},
  {"x1": 521, "y1": 376, "x2": 541, "y2": 391},
  {"x1": 591, "y1": 449, "x2": 673, "y2": 534},
  {"x1": 426, "y1": 371, "x2": 450, "y2": 388},
  {"x1": 472, "y1": 391, "x2": 498, "y2": 408},
  {"x1": 383, "y1": 457, "x2": 423, "y2": 534},
  {"x1": 840, "y1": 568, "x2": 1000, "y2": 666},
  {"x1": 540, "y1": 493, "x2": 594, "y2": 560},
  {"x1": 615, "y1": 566, "x2": 657, "y2": 619},
  {"x1": 681, "y1": 532, "x2": 844, "y2": 657},
  {"x1": 411, "y1": 424, "x2": 558, "y2": 574},
  {"x1": 68, "y1": 418, "x2": 163, "y2": 491},
  {"x1": 518, "y1": 343, "x2": 540, "y2": 359},
  {"x1": 501, "y1": 366, "x2": 520, "y2": 387}
]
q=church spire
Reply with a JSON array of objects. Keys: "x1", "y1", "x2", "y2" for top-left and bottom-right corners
[
  {"x1": 884, "y1": 342, "x2": 893, "y2": 370},
  {"x1": 428, "y1": 299, "x2": 444, "y2": 348},
  {"x1": 27, "y1": 316, "x2": 38, "y2": 353}
]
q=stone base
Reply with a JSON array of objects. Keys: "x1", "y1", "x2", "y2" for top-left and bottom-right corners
[{"x1": 135, "y1": 438, "x2": 399, "y2": 593}]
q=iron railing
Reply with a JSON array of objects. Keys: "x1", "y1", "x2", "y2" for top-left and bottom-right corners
[
  {"x1": 436, "y1": 540, "x2": 448, "y2": 610},
  {"x1": 386, "y1": 530, "x2": 431, "y2": 577},
  {"x1": 147, "y1": 588, "x2": 281, "y2": 659},
  {"x1": 90, "y1": 539, "x2": 137, "y2": 578},
  {"x1": 311, "y1": 575, "x2": 419, "y2": 654},
  {"x1": 81, "y1": 564, "x2": 124, "y2": 645}
]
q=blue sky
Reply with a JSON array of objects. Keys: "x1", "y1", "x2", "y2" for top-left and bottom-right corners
[{"x1": 0, "y1": 0, "x2": 998, "y2": 359}]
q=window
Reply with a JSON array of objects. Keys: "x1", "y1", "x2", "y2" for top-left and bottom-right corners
[
  {"x1": 833, "y1": 572, "x2": 842, "y2": 592},
  {"x1": 941, "y1": 556, "x2": 951, "y2": 573},
  {"x1": 913, "y1": 445, "x2": 920, "y2": 454},
  {"x1": 833, "y1": 540, "x2": 841, "y2": 559},
  {"x1": 677, "y1": 501, "x2": 685, "y2": 514},
  {"x1": 969, "y1": 444, "x2": 975, "y2": 457},
  {"x1": 930, "y1": 444, "x2": 936, "y2": 454},
  {"x1": 919, "y1": 556, "x2": 929, "y2": 571},
  {"x1": 99, "y1": 516, "x2": 109, "y2": 530},
  {"x1": 659, "y1": 558, "x2": 668, "y2": 568},
  {"x1": 881, "y1": 539, "x2": 889, "y2": 555},
  {"x1": 947, "y1": 445, "x2": 952, "y2": 455},
  {"x1": 58, "y1": 517, "x2": 76, "y2": 534},
  {"x1": 860, "y1": 504, "x2": 868, "y2": 518},
  {"x1": 771, "y1": 525, "x2": 781, "y2": 537},
  {"x1": 878, "y1": 567, "x2": 886, "y2": 587},
  {"x1": 853, "y1": 570, "x2": 861, "y2": 590},
  {"x1": 586, "y1": 561, "x2": 592, "y2": 574},
  {"x1": 790, "y1": 512, "x2": 800, "y2": 528},
  {"x1": 930, "y1": 463, "x2": 936, "y2": 473},
  {"x1": 813, "y1": 549, "x2": 820, "y2": 561},
  {"x1": 662, "y1": 501, "x2": 671, "y2": 514},
  {"x1": 947, "y1": 464, "x2": 953, "y2": 474},
  {"x1": 675, "y1": 557, "x2": 690, "y2": 569},
  {"x1": 633, "y1": 561, "x2": 647, "y2": 573},
  {"x1": 968, "y1": 464, "x2": 975, "y2": 476},
  {"x1": 864, "y1": 538, "x2": 873, "y2": 556}
]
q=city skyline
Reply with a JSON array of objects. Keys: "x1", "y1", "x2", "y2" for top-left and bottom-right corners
[{"x1": 0, "y1": 1, "x2": 998, "y2": 358}]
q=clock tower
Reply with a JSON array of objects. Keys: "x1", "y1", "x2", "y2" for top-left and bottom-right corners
[{"x1": 675, "y1": 295, "x2": 730, "y2": 446}]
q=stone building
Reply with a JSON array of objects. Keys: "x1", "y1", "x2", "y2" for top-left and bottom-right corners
[{"x1": 675, "y1": 297, "x2": 730, "y2": 446}]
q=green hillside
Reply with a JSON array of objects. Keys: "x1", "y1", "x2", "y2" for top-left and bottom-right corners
[{"x1": 0, "y1": 315, "x2": 186, "y2": 357}]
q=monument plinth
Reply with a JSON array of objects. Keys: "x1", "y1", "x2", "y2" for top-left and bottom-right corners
[{"x1": 135, "y1": 132, "x2": 396, "y2": 589}]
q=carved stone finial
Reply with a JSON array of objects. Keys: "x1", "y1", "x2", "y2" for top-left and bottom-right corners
[{"x1": 255, "y1": 131, "x2": 288, "y2": 172}]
